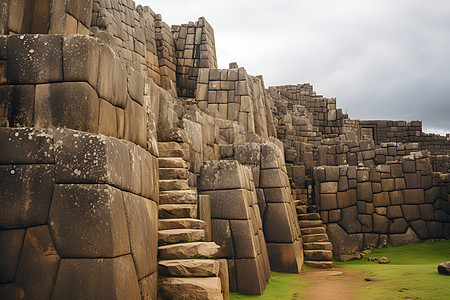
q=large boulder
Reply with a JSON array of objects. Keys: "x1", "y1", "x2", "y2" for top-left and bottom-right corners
[{"x1": 438, "y1": 261, "x2": 450, "y2": 275}]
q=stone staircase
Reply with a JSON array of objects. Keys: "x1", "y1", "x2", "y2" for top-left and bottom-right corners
[
  {"x1": 157, "y1": 142, "x2": 224, "y2": 299},
  {"x1": 294, "y1": 186, "x2": 333, "y2": 269}
]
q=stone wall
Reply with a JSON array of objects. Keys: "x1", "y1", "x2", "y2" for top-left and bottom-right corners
[
  {"x1": 199, "y1": 160, "x2": 271, "y2": 295},
  {"x1": 195, "y1": 65, "x2": 276, "y2": 139},
  {"x1": 219, "y1": 141, "x2": 304, "y2": 273},
  {"x1": 0, "y1": 127, "x2": 159, "y2": 298},
  {"x1": 313, "y1": 152, "x2": 450, "y2": 255},
  {"x1": 1, "y1": 0, "x2": 92, "y2": 35}
]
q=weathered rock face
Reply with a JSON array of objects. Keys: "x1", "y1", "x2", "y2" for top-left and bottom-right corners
[{"x1": 0, "y1": 127, "x2": 158, "y2": 298}]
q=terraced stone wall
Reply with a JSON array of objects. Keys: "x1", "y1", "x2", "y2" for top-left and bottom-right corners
[{"x1": 313, "y1": 152, "x2": 450, "y2": 256}]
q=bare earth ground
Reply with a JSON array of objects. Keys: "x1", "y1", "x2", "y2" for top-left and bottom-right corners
[{"x1": 297, "y1": 266, "x2": 365, "y2": 300}]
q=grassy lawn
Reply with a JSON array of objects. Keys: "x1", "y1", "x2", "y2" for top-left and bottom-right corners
[
  {"x1": 229, "y1": 271, "x2": 308, "y2": 299},
  {"x1": 336, "y1": 239, "x2": 450, "y2": 300},
  {"x1": 230, "y1": 240, "x2": 449, "y2": 299}
]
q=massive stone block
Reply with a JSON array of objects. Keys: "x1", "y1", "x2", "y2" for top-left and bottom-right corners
[
  {"x1": 34, "y1": 82, "x2": 99, "y2": 132},
  {"x1": 230, "y1": 220, "x2": 258, "y2": 258},
  {"x1": 49, "y1": 184, "x2": 130, "y2": 258},
  {"x1": 0, "y1": 229, "x2": 25, "y2": 283},
  {"x1": 0, "y1": 164, "x2": 53, "y2": 229},
  {"x1": 266, "y1": 241, "x2": 303, "y2": 273},
  {"x1": 201, "y1": 189, "x2": 251, "y2": 220},
  {"x1": 7, "y1": 34, "x2": 63, "y2": 84},
  {"x1": 123, "y1": 193, "x2": 158, "y2": 280},
  {"x1": 52, "y1": 255, "x2": 140, "y2": 299},
  {"x1": 14, "y1": 226, "x2": 60, "y2": 299},
  {"x1": 0, "y1": 84, "x2": 35, "y2": 127},
  {"x1": 63, "y1": 34, "x2": 100, "y2": 88},
  {"x1": 263, "y1": 203, "x2": 297, "y2": 243},
  {"x1": 199, "y1": 160, "x2": 248, "y2": 191}
]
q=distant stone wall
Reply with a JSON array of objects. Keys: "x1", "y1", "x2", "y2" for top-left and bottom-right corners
[
  {"x1": 172, "y1": 18, "x2": 217, "y2": 98},
  {"x1": 313, "y1": 153, "x2": 450, "y2": 256},
  {"x1": 195, "y1": 66, "x2": 276, "y2": 139},
  {"x1": 0, "y1": 127, "x2": 159, "y2": 298}
]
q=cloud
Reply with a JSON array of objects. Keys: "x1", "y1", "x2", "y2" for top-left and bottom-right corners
[{"x1": 141, "y1": 0, "x2": 450, "y2": 134}]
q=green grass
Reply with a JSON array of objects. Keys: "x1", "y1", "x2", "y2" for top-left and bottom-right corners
[
  {"x1": 336, "y1": 240, "x2": 450, "y2": 300},
  {"x1": 229, "y1": 271, "x2": 308, "y2": 299}
]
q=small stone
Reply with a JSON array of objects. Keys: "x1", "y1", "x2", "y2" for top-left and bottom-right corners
[
  {"x1": 437, "y1": 261, "x2": 450, "y2": 275},
  {"x1": 378, "y1": 256, "x2": 389, "y2": 264},
  {"x1": 368, "y1": 257, "x2": 378, "y2": 262}
]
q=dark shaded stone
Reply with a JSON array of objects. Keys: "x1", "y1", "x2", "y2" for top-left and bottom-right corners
[
  {"x1": 338, "y1": 206, "x2": 361, "y2": 233},
  {"x1": 0, "y1": 164, "x2": 53, "y2": 229},
  {"x1": 319, "y1": 194, "x2": 338, "y2": 210},
  {"x1": 387, "y1": 206, "x2": 403, "y2": 219},
  {"x1": 426, "y1": 221, "x2": 443, "y2": 238},
  {"x1": 329, "y1": 209, "x2": 342, "y2": 222},
  {"x1": 263, "y1": 187, "x2": 291, "y2": 203},
  {"x1": 52, "y1": 255, "x2": 140, "y2": 299},
  {"x1": 421, "y1": 175, "x2": 433, "y2": 190},
  {"x1": 372, "y1": 214, "x2": 389, "y2": 233},
  {"x1": 373, "y1": 192, "x2": 390, "y2": 207},
  {"x1": 372, "y1": 182, "x2": 382, "y2": 193},
  {"x1": 7, "y1": 34, "x2": 62, "y2": 84},
  {"x1": 389, "y1": 191, "x2": 404, "y2": 205},
  {"x1": 263, "y1": 203, "x2": 297, "y2": 243},
  {"x1": 230, "y1": 220, "x2": 258, "y2": 259},
  {"x1": 123, "y1": 97, "x2": 147, "y2": 149},
  {"x1": 402, "y1": 205, "x2": 421, "y2": 222},
  {"x1": 416, "y1": 157, "x2": 432, "y2": 175},
  {"x1": 235, "y1": 257, "x2": 267, "y2": 295},
  {"x1": 0, "y1": 85, "x2": 35, "y2": 127},
  {"x1": 389, "y1": 218, "x2": 408, "y2": 234},
  {"x1": 389, "y1": 227, "x2": 420, "y2": 246},
  {"x1": 266, "y1": 241, "x2": 303, "y2": 273},
  {"x1": 199, "y1": 160, "x2": 247, "y2": 191},
  {"x1": 337, "y1": 190, "x2": 357, "y2": 208},
  {"x1": 357, "y1": 182, "x2": 372, "y2": 202},
  {"x1": 419, "y1": 204, "x2": 434, "y2": 221},
  {"x1": 390, "y1": 163, "x2": 403, "y2": 178},
  {"x1": 437, "y1": 261, "x2": 450, "y2": 275},
  {"x1": 327, "y1": 223, "x2": 364, "y2": 256},
  {"x1": 338, "y1": 176, "x2": 349, "y2": 192},
  {"x1": 325, "y1": 166, "x2": 340, "y2": 181},
  {"x1": 356, "y1": 169, "x2": 369, "y2": 182},
  {"x1": 97, "y1": 43, "x2": 127, "y2": 108},
  {"x1": 0, "y1": 229, "x2": 25, "y2": 283},
  {"x1": 292, "y1": 166, "x2": 306, "y2": 188},
  {"x1": 425, "y1": 187, "x2": 440, "y2": 203},
  {"x1": 395, "y1": 178, "x2": 406, "y2": 190},
  {"x1": 369, "y1": 168, "x2": 381, "y2": 182},
  {"x1": 123, "y1": 193, "x2": 158, "y2": 279},
  {"x1": 405, "y1": 173, "x2": 421, "y2": 189},
  {"x1": 403, "y1": 189, "x2": 425, "y2": 204},
  {"x1": 63, "y1": 34, "x2": 100, "y2": 88},
  {"x1": 363, "y1": 233, "x2": 380, "y2": 249},
  {"x1": 358, "y1": 215, "x2": 372, "y2": 232},
  {"x1": 34, "y1": 82, "x2": 99, "y2": 133},
  {"x1": 410, "y1": 220, "x2": 428, "y2": 239},
  {"x1": 260, "y1": 168, "x2": 288, "y2": 188},
  {"x1": 211, "y1": 219, "x2": 235, "y2": 258},
  {"x1": 201, "y1": 189, "x2": 250, "y2": 220},
  {"x1": 401, "y1": 159, "x2": 416, "y2": 173},
  {"x1": 320, "y1": 182, "x2": 338, "y2": 194},
  {"x1": 15, "y1": 226, "x2": 59, "y2": 299},
  {"x1": 381, "y1": 179, "x2": 395, "y2": 192},
  {"x1": 49, "y1": 184, "x2": 130, "y2": 258}
]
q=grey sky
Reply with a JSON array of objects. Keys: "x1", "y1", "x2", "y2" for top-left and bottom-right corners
[{"x1": 141, "y1": 0, "x2": 450, "y2": 135}]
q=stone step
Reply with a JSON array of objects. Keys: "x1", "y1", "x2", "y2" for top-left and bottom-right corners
[
  {"x1": 296, "y1": 205, "x2": 308, "y2": 214},
  {"x1": 159, "y1": 157, "x2": 188, "y2": 169},
  {"x1": 298, "y1": 213, "x2": 321, "y2": 220},
  {"x1": 159, "y1": 168, "x2": 189, "y2": 180},
  {"x1": 158, "y1": 277, "x2": 222, "y2": 300},
  {"x1": 159, "y1": 190, "x2": 197, "y2": 205},
  {"x1": 158, "y1": 142, "x2": 189, "y2": 150},
  {"x1": 304, "y1": 250, "x2": 333, "y2": 261},
  {"x1": 158, "y1": 242, "x2": 220, "y2": 260},
  {"x1": 159, "y1": 204, "x2": 197, "y2": 219},
  {"x1": 304, "y1": 261, "x2": 333, "y2": 269},
  {"x1": 159, "y1": 229, "x2": 205, "y2": 245},
  {"x1": 159, "y1": 149, "x2": 190, "y2": 161},
  {"x1": 299, "y1": 220, "x2": 323, "y2": 228},
  {"x1": 159, "y1": 179, "x2": 190, "y2": 191},
  {"x1": 159, "y1": 218, "x2": 206, "y2": 230},
  {"x1": 159, "y1": 259, "x2": 219, "y2": 277},
  {"x1": 300, "y1": 227, "x2": 326, "y2": 235},
  {"x1": 302, "y1": 233, "x2": 329, "y2": 243},
  {"x1": 303, "y1": 242, "x2": 333, "y2": 251}
]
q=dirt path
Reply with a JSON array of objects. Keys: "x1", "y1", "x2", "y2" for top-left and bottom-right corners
[{"x1": 298, "y1": 266, "x2": 365, "y2": 300}]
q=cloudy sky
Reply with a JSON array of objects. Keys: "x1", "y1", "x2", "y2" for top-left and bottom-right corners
[{"x1": 141, "y1": 0, "x2": 450, "y2": 135}]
